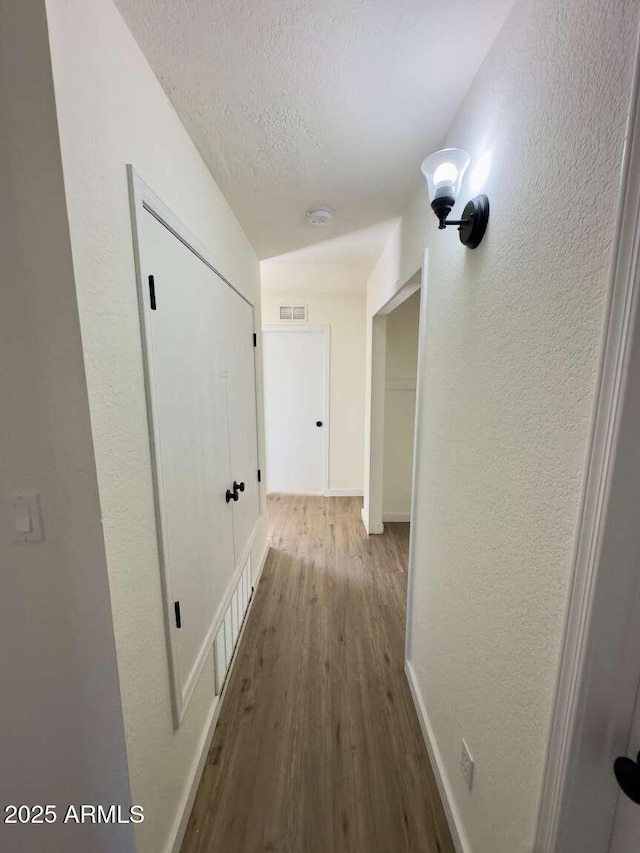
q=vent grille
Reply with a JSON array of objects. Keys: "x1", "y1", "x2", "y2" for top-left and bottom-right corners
[{"x1": 279, "y1": 304, "x2": 307, "y2": 321}]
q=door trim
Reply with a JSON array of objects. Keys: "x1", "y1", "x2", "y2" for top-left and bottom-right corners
[
  {"x1": 127, "y1": 166, "x2": 254, "y2": 308},
  {"x1": 363, "y1": 263, "x2": 423, "y2": 535},
  {"x1": 262, "y1": 324, "x2": 330, "y2": 495},
  {"x1": 405, "y1": 254, "x2": 428, "y2": 663},
  {"x1": 536, "y1": 26, "x2": 640, "y2": 850}
]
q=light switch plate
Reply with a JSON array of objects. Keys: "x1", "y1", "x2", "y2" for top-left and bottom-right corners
[{"x1": 5, "y1": 494, "x2": 44, "y2": 542}]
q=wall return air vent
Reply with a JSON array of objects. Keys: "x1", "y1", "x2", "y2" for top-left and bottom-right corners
[{"x1": 279, "y1": 304, "x2": 308, "y2": 321}]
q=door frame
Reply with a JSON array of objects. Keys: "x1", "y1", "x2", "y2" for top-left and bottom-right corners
[
  {"x1": 536, "y1": 28, "x2": 640, "y2": 850},
  {"x1": 262, "y1": 324, "x2": 330, "y2": 495},
  {"x1": 405, "y1": 253, "x2": 428, "y2": 663},
  {"x1": 363, "y1": 265, "x2": 422, "y2": 535}
]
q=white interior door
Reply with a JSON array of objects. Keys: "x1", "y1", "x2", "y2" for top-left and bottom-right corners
[
  {"x1": 139, "y1": 209, "x2": 236, "y2": 714},
  {"x1": 224, "y1": 287, "x2": 260, "y2": 564},
  {"x1": 262, "y1": 326, "x2": 328, "y2": 494}
]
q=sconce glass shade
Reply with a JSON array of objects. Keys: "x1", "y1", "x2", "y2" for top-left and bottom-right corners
[{"x1": 420, "y1": 148, "x2": 471, "y2": 204}]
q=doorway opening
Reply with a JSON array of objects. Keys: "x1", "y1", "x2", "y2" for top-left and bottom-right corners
[
  {"x1": 362, "y1": 262, "x2": 423, "y2": 537},
  {"x1": 381, "y1": 290, "x2": 421, "y2": 524}
]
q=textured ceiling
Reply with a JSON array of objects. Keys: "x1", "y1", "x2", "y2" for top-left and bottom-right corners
[
  {"x1": 115, "y1": 0, "x2": 513, "y2": 260},
  {"x1": 261, "y1": 219, "x2": 398, "y2": 295}
]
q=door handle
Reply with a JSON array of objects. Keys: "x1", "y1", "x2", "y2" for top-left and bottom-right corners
[
  {"x1": 233, "y1": 481, "x2": 245, "y2": 493},
  {"x1": 614, "y1": 752, "x2": 640, "y2": 804},
  {"x1": 316, "y1": 421, "x2": 323, "y2": 427},
  {"x1": 225, "y1": 487, "x2": 239, "y2": 503}
]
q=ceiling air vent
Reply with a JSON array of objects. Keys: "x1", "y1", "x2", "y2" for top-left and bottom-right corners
[{"x1": 279, "y1": 304, "x2": 308, "y2": 321}]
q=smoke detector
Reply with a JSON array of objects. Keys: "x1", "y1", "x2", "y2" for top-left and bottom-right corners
[{"x1": 306, "y1": 206, "x2": 334, "y2": 226}]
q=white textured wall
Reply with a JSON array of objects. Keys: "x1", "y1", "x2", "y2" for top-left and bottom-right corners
[
  {"x1": 44, "y1": 0, "x2": 267, "y2": 850},
  {"x1": 0, "y1": 2, "x2": 133, "y2": 850},
  {"x1": 261, "y1": 291, "x2": 366, "y2": 492},
  {"x1": 367, "y1": 0, "x2": 639, "y2": 850},
  {"x1": 383, "y1": 291, "x2": 420, "y2": 517}
]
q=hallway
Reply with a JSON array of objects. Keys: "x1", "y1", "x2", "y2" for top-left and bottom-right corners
[{"x1": 181, "y1": 496, "x2": 454, "y2": 852}]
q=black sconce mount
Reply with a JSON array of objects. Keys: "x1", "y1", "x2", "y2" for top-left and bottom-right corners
[{"x1": 431, "y1": 193, "x2": 490, "y2": 250}]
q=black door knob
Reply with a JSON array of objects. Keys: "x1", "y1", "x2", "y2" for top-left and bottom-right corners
[
  {"x1": 614, "y1": 752, "x2": 640, "y2": 804},
  {"x1": 225, "y1": 485, "x2": 240, "y2": 503},
  {"x1": 316, "y1": 421, "x2": 323, "y2": 427},
  {"x1": 234, "y1": 480, "x2": 245, "y2": 493}
]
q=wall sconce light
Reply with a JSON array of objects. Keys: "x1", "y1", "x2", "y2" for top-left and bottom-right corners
[{"x1": 421, "y1": 148, "x2": 489, "y2": 249}]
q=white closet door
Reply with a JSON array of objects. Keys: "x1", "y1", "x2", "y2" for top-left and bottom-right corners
[
  {"x1": 139, "y1": 209, "x2": 235, "y2": 715},
  {"x1": 224, "y1": 288, "x2": 260, "y2": 564}
]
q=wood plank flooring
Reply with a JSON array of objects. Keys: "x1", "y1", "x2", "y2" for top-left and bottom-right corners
[{"x1": 181, "y1": 495, "x2": 454, "y2": 853}]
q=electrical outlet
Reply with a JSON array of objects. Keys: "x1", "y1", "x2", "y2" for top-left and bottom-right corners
[{"x1": 460, "y1": 739, "x2": 474, "y2": 790}]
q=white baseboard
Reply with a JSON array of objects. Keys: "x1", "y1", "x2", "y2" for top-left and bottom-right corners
[
  {"x1": 253, "y1": 536, "x2": 270, "y2": 588},
  {"x1": 266, "y1": 490, "x2": 325, "y2": 496},
  {"x1": 361, "y1": 506, "x2": 384, "y2": 535},
  {"x1": 167, "y1": 537, "x2": 271, "y2": 853},
  {"x1": 382, "y1": 512, "x2": 411, "y2": 522},
  {"x1": 405, "y1": 660, "x2": 471, "y2": 853},
  {"x1": 266, "y1": 490, "x2": 363, "y2": 498},
  {"x1": 166, "y1": 685, "x2": 220, "y2": 853}
]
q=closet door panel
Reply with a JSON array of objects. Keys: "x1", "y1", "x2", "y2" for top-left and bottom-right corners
[
  {"x1": 224, "y1": 290, "x2": 260, "y2": 565},
  {"x1": 139, "y1": 209, "x2": 235, "y2": 715}
]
